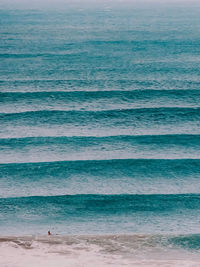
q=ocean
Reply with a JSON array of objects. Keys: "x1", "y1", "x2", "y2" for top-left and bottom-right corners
[{"x1": 0, "y1": 1, "x2": 200, "y2": 266}]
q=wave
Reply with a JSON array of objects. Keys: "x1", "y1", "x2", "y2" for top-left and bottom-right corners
[
  {"x1": 1, "y1": 158, "x2": 199, "y2": 177},
  {"x1": 1, "y1": 107, "x2": 200, "y2": 124},
  {"x1": 0, "y1": 159, "x2": 199, "y2": 197},
  {"x1": 1, "y1": 193, "x2": 200, "y2": 218},
  {"x1": 0, "y1": 52, "x2": 89, "y2": 59},
  {"x1": 1, "y1": 79, "x2": 200, "y2": 92},
  {"x1": 1, "y1": 89, "x2": 200, "y2": 98},
  {"x1": 0, "y1": 134, "x2": 200, "y2": 163},
  {"x1": 2, "y1": 193, "x2": 200, "y2": 211},
  {"x1": 1, "y1": 107, "x2": 199, "y2": 138},
  {"x1": 1, "y1": 134, "x2": 200, "y2": 147},
  {"x1": 1, "y1": 38, "x2": 200, "y2": 58},
  {"x1": 1, "y1": 90, "x2": 200, "y2": 113},
  {"x1": 0, "y1": 194, "x2": 200, "y2": 235}
]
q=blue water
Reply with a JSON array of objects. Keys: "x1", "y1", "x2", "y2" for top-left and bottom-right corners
[{"x1": 1, "y1": 2, "x2": 200, "y2": 241}]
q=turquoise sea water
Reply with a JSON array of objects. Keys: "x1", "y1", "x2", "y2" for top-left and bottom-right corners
[{"x1": 0, "y1": 2, "x2": 200, "y2": 250}]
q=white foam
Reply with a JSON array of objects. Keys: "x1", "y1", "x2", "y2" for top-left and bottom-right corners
[
  {"x1": 0, "y1": 235, "x2": 200, "y2": 267},
  {"x1": 1, "y1": 243, "x2": 200, "y2": 267},
  {"x1": 0, "y1": 238, "x2": 126, "y2": 267}
]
